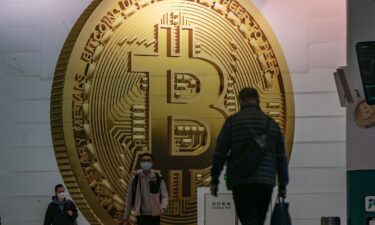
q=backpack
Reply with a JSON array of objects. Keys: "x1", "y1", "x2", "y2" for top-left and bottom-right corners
[
  {"x1": 229, "y1": 117, "x2": 271, "y2": 177},
  {"x1": 131, "y1": 172, "x2": 162, "y2": 206},
  {"x1": 66, "y1": 200, "x2": 78, "y2": 225}
]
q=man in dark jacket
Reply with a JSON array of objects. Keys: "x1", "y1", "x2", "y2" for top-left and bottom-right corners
[
  {"x1": 44, "y1": 184, "x2": 78, "y2": 225},
  {"x1": 210, "y1": 87, "x2": 289, "y2": 225}
]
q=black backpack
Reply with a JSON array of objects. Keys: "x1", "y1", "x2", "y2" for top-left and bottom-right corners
[
  {"x1": 66, "y1": 200, "x2": 78, "y2": 225},
  {"x1": 229, "y1": 117, "x2": 271, "y2": 177},
  {"x1": 131, "y1": 172, "x2": 162, "y2": 205}
]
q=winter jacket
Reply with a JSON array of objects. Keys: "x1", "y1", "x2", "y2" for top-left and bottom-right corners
[
  {"x1": 211, "y1": 103, "x2": 289, "y2": 189},
  {"x1": 43, "y1": 196, "x2": 78, "y2": 225},
  {"x1": 124, "y1": 170, "x2": 168, "y2": 219}
]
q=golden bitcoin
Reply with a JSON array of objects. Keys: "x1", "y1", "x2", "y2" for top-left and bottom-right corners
[{"x1": 50, "y1": 0, "x2": 294, "y2": 224}]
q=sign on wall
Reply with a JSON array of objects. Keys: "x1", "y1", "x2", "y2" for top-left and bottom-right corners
[
  {"x1": 50, "y1": 0, "x2": 294, "y2": 224},
  {"x1": 204, "y1": 193, "x2": 240, "y2": 225}
]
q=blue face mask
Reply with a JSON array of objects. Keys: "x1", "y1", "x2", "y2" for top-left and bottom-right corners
[{"x1": 141, "y1": 161, "x2": 153, "y2": 171}]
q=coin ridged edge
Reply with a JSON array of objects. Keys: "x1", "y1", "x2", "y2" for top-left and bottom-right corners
[{"x1": 50, "y1": 1, "x2": 104, "y2": 224}]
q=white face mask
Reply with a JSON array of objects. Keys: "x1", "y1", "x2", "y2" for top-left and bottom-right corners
[
  {"x1": 141, "y1": 161, "x2": 153, "y2": 171},
  {"x1": 57, "y1": 192, "x2": 66, "y2": 200}
]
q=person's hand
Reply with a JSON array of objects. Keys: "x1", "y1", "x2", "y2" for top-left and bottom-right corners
[
  {"x1": 211, "y1": 184, "x2": 218, "y2": 197},
  {"x1": 160, "y1": 208, "x2": 165, "y2": 215},
  {"x1": 66, "y1": 210, "x2": 73, "y2": 216},
  {"x1": 278, "y1": 188, "x2": 287, "y2": 199}
]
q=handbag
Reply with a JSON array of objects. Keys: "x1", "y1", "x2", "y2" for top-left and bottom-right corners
[
  {"x1": 271, "y1": 197, "x2": 292, "y2": 225},
  {"x1": 230, "y1": 117, "x2": 271, "y2": 177}
]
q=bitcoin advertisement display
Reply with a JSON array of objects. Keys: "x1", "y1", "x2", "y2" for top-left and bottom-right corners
[{"x1": 50, "y1": 0, "x2": 294, "y2": 224}]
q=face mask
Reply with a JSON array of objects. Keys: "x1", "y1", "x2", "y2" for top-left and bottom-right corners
[
  {"x1": 57, "y1": 192, "x2": 65, "y2": 200},
  {"x1": 141, "y1": 161, "x2": 153, "y2": 171}
]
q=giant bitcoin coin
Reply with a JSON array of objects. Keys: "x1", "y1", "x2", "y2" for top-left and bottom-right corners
[{"x1": 50, "y1": 0, "x2": 294, "y2": 224}]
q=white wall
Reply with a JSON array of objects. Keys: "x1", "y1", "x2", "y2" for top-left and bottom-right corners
[
  {"x1": 0, "y1": 0, "x2": 346, "y2": 225},
  {"x1": 0, "y1": 0, "x2": 91, "y2": 224}
]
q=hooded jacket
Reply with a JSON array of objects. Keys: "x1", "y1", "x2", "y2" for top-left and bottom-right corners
[{"x1": 43, "y1": 196, "x2": 78, "y2": 225}]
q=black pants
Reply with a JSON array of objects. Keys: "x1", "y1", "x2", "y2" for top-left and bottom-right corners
[
  {"x1": 232, "y1": 183, "x2": 273, "y2": 225},
  {"x1": 136, "y1": 216, "x2": 160, "y2": 225}
]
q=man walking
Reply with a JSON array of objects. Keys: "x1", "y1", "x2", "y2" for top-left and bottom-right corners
[
  {"x1": 123, "y1": 153, "x2": 168, "y2": 225},
  {"x1": 210, "y1": 87, "x2": 289, "y2": 225},
  {"x1": 43, "y1": 184, "x2": 78, "y2": 225}
]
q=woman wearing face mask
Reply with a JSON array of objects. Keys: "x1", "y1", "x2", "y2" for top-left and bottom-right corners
[
  {"x1": 122, "y1": 153, "x2": 169, "y2": 225},
  {"x1": 43, "y1": 184, "x2": 78, "y2": 225}
]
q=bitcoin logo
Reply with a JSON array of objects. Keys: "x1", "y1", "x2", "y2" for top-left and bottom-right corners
[
  {"x1": 131, "y1": 25, "x2": 225, "y2": 198},
  {"x1": 50, "y1": 0, "x2": 294, "y2": 224}
]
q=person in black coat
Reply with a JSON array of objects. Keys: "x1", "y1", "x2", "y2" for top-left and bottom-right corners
[{"x1": 43, "y1": 184, "x2": 78, "y2": 225}]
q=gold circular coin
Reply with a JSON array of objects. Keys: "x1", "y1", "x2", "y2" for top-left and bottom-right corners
[{"x1": 50, "y1": 0, "x2": 294, "y2": 224}]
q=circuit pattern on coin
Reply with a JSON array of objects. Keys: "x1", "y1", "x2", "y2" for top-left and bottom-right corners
[{"x1": 50, "y1": 0, "x2": 294, "y2": 224}]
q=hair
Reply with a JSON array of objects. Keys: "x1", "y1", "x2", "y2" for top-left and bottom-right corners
[
  {"x1": 140, "y1": 152, "x2": 153, "y2": 160},
  {"x1": 238, "y1": 87, "x2": 259, "y2": 104},
  {"x1": 54, "y1": 184, "x2": 65, "y2": 193}
]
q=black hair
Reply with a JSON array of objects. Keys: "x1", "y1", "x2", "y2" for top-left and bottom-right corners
[
  {"x1": 239, "y1": 87, "x2": 259, "y2": 103},
  {"x1": 140, "y1": 152, "x2": 153, "y2": 160},
  {"x1": 54, "y1": 184, "x2": 65, "y2": 193}
]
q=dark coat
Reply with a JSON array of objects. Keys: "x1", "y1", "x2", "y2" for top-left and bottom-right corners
[
  {"x1": 226, "y1": 104, "x2": 285, "y2": 189},
  {"x1": 211, "y1": 103, "x2": 289, "y2": 190},
  {"x1": 43, "y1": 196, "x2": 78, "y2": 225}
]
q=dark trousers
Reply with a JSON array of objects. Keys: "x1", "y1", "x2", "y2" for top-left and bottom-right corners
[
  {"x1": 136, "y1": 216, "x2": 160, "y2": 225},
  {"x1": 232, "y1": 183, "x2": 273, "y2": 225}
]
